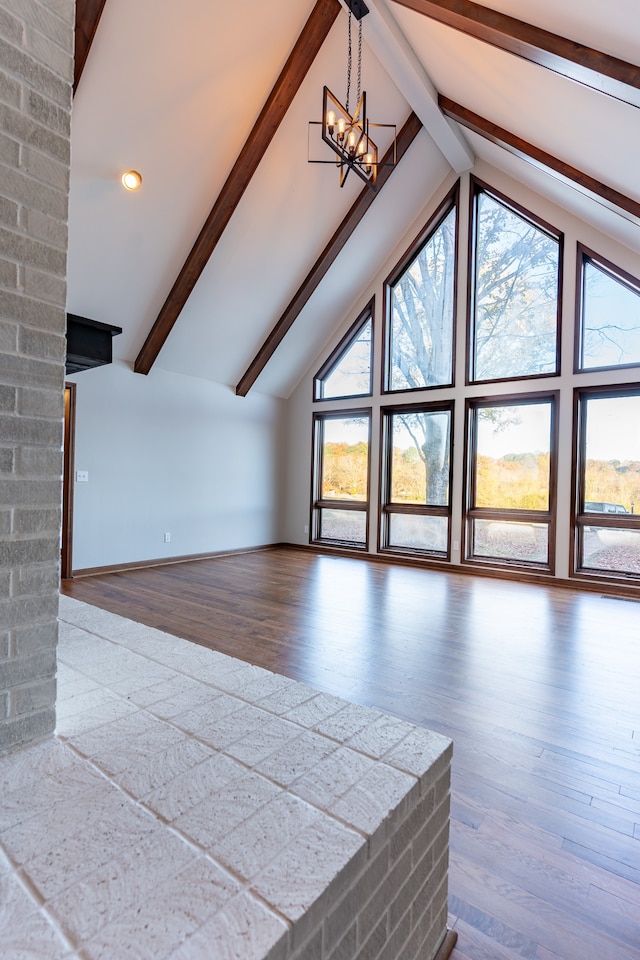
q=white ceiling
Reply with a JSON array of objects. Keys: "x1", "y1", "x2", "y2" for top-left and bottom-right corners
[{"x1": 67, "y1": 0, "x2": 640, "y2": 399}]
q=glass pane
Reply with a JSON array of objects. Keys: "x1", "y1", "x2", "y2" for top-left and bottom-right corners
[
  {"x1": 581, "y1": 526, "x2": 640, "y2": 574},
  {"x1": 320, "y1": 318, "x2": 372, "y2": 399},
  {"x1": 473, "y1": 519, "x2": 548, "y2": 563},
  {"x1": 388, "y1": 206, "x2": 456, "y2": 391},
  {"x1": 475, "y1": 403, "x2": 551, "y2": 510},
  {"x1": 581, "y1": 260, "x2": 640, "y2": 369},
  {"x1": 321, "y1": 416, "x2": 369, "y2": 501},
  {"x1": 583, "y1": 395, "x2": 640, "y2": 514},
  {"x1": 389, "y1": 411, "x2": 450, "y2": 506},
  {"x1": 473, "y1": 191, "x2": 559, "y2": 381},
  {"x1": 319, "y1": 508, "x2": 366, "y2": 544},
  {"x1": 388, "y1": 514, "x2": 448, "y2": 553}
]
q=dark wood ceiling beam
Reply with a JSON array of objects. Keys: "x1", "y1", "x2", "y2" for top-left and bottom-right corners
[
  {"x1": 236, "y1": 112, "x2": 423, "y2": 397},
  {"x1": 134, "y1": 0, "x2": 341, "y2": 377},
  {"x1": 391, "y1": 0, "x2": 640, "y2": 109},
  {"x1": 74, "y1": 0, "x2": 108, "y2": 92},
  {"x1": 439, "y1": 96, "x2": 640, "y2": 224}
]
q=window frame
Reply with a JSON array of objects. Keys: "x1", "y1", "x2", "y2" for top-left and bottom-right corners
[
  {"x1": 310, "y1": 408, "x2": 372, "y2": 551},
  {"x1": 463, "y1": 390, "x2": 559, "y2": 573},
  {"x1": 571, "y1": 383, "x2": 640, "y2": 583},
  {"x1": 467, "y1": 177, "x2": 564, "y2": 387},
  {"x1": 574, "y1": 243, "x2": 640, "y2": 375},
  {"x1": 313, "y1": 298, "x2": 374, "y2": 402},
  {"x1": 379, "y1": 400, "x2": 454, "y2": 560},
  {"x1": 382, "y1": 183, "x2": 459, "y2": 396}
]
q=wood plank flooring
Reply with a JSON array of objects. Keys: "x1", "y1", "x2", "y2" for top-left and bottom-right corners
[{"x1": 61, "y1": 547, "x2": 640, "y2": 960}]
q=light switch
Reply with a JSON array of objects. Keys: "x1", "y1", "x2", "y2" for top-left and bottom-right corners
[{"x1": 76, "y1": 470, "x2": 89, "y2": 482}]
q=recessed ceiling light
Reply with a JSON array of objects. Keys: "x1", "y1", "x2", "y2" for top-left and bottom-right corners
[{"x1": 121, "y1": 170, "x2": 142, "y2": 191}]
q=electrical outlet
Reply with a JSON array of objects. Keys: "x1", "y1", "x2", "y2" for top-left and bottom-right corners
[
  {"x1": 164, "y1": 532, "x2": 171, "y2": 543},
  {"x1": 76, "y1": 470, "x2": 88, "y2": 482},
  {"x1": 303, "y1": 525, "x2": 309, "y2": 534},
  {"x1": 453, "y1": 540, "x2": 459, "y2": 550}
]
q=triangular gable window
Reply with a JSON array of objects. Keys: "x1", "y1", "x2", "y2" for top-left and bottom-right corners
[
  {"x1": 384, "y1": 189, "x2": 457, "y2": 393},
  {"x1": 470, "y1": 182, "x2": 561, "y2": 383},
  {"x1": 314, "y1": 301, "x2": 373, "y2": 401},
  {"x1": 578, "y1": 244, "x2": 640, "y2": 371}
]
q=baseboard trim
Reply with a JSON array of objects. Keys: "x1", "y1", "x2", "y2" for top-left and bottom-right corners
[
  {"x1": 68, "y1": 542, "x2": 284, "y2": 579},
  {"x1": 434, "y1": 929, "x2": 458, "y2": 960}
]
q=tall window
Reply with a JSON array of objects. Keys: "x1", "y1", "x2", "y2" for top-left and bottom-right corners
[
  {"x1": 306, "y1": 177, "x2": 640, "y2": 592},
  {"x1": 470, "y1": 181, "x2": 561, "y2": 383},
  {"x1": 380, "y1": 403, "x2": 453, "y2": 557},
  {"x1": 314, "y1": 301, "x2": 373, "y2": 400},
  {"x1": 574, "y1": 387, "x2": 640, "y2": 579},
  {"x1": 576, "y1": 245, "x2": 640, "y2": 372},
  {"x1": 311, "y1": 411, "x2": 371, "y2": 548},
  {"x1": 465, "y1": 395, "x2": 557, "y2": 570},
  {"x1": 384, "y1": 189, "x2": 457, "y2": 393}
]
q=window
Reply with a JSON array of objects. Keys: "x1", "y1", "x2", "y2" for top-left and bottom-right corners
[
  {"x1": 311, "y1": 411, "x2": 371, "y2": 548},
  {"x1": 574, "y1": 386, "x2": 640, "y2": 579},
  {"x1": 307, "y1": 176, "x2": 640, "y2": 593},
  {"x1": 384, "y1": 189, "x2": 457, "y2": 393},
  {"x1": 314, "y1": 301, "x2": 373, "y2": 400},
  {"x1": 576, "y1": 245, "x2": 640, "y2": 372},
  {"x1": 380, "y1": 403, "x2": 453, "y2": 557},
  {"x1": 470, "y1": 181, "x2": 561, "y2": 383},
  {"x1": 465, "y1": 395, "x2": 557, "y2": 570}
]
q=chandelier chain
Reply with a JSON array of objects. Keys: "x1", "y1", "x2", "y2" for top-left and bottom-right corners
[
  {"x1": 357, "y1": 17, "x2": 362, "y2": 104},
  {"x1": 346, "y1": 11, "x2": 352, "y2": 113},
  {"x1": 345, "y1": 12, "x2": 363, "y2": 113}
]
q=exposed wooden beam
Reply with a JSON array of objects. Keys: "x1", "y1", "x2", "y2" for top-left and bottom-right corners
[
  {"x1": 364, "y1": 0, "x2": 473, "y2": 172},
  {"x1": 134, "y1": 0, "x2": 341, "y2": 376},
  {"x1": 74, "y1": 0, "x2": 108, "y2": 92},
  {"x1": 439, "y1": 96, "x2": 640, "y2": 225},
  {"x1": 235, "y1": 112, "x2": 423, "y2": 397},
  {"x1": 391, "y1": 0, "x2": 640, "y2": 109}
]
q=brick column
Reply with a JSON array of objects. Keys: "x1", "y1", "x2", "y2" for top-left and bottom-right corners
[{"x1": 0, "y1": 0, "x2": 73, "y2": 751}]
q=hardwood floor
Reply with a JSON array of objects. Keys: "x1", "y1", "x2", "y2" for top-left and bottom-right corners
[{"x1": 61, "y1": 546, "x2": 640, "y2": 960}]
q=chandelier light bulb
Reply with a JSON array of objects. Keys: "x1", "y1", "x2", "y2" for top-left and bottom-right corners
[
  {"x1": 121, "y1": 170, "x2": 142, "y2": 191},
  {"x1": 326, "y1": 110, "x2": 336, "y2": 134}
]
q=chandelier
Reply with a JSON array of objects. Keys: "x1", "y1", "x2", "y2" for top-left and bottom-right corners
[{"x1": 309, "y1": 0, "x2": 395, "y2": 189}]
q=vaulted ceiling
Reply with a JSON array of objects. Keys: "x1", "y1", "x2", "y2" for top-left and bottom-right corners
[{"x1": 68, "y1": 0, "x2": 640, "y2": 398}]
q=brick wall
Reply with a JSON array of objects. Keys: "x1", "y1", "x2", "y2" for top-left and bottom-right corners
[
  {"x1": 0, "y1": 0, "x2": 73, "y2": 752},
  {"x1": 288, "y1": 746, "x2": 452, "y2": 960}
]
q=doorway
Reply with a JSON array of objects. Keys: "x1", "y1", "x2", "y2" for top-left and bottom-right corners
[{"x1": 62, "y1": 382, "x2": 76, "y2": 579}]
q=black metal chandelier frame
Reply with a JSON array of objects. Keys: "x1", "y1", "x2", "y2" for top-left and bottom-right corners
[{"x1": 308, "y1": 0, "x2": 396, "y2": 189}]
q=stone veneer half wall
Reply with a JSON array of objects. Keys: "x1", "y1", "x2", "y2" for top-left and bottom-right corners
[
  {"x1": 0, "y1": 0, "x2": 73, "y2": 752},
  {"x1": 0, "y1": 597, "x2": 453, "y2": 958}
]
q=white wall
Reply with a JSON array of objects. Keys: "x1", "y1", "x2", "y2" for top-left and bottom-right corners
[
  {"x1": 282, "y1": 161, "x2": 640, "y2": 583},
  {"x1": 68, "y1": 361, "x2": 285, "y2": 570}
]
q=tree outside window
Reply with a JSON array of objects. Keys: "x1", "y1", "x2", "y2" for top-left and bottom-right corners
[
  {"x1": 386, "y1": 196, "x2": 457, "y2": 393},
  {"x1": 311, "y1": 412, "x2": 370, "y2": 548},
  {"x1": 470, "y1": 185, "x2": 561, "y2": 383},
  {"x1": 466, "y1": 396, "x2": 556, "y2": 569},
  {"x1": 575, "y1": 388, "x2": 640, "y2": 578},
  {"x1": 381, "y1": 404, "x2": 452, "y2": 557}
]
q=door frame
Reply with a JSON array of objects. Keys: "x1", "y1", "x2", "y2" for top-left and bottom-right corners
[{"x1": 62, "y1": 382, "x2": 76, "y2": 579}]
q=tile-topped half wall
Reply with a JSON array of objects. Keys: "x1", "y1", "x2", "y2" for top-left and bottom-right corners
[
  {"x1": 0, "y1": 598, "x2": 453, "y2": 959},
  {"x1": 0, "y1": 0, "x2": 73, "y2": 751}
]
